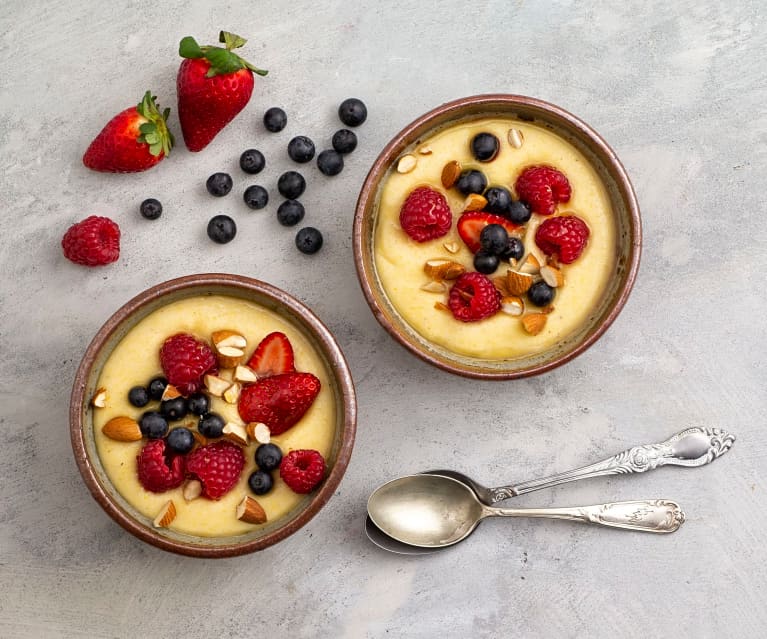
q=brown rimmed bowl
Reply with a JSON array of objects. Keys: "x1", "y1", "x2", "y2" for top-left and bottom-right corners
[
  {"x1": 70, "y1": 274, "x2": 357, "y2": 557},
  {"x1": 353, "y1": 94, "x2": 641, "y2": 379}
]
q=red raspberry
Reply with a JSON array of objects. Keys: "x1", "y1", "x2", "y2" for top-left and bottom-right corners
[
  {"x1": 279, "y1": 449, "x2": 326, "y2": 494},
  {"x1": 136, "y1": 439, "x2": 186, "y2": 493},
  {"x1": 515, "y1": 166, "x2": 571, "y2": 216},
  {"x1": 448, "y1": 272, "x2": 500, "y2": 322},
  {"x1": 399, "y1": 186, "x2": 452, "y2": 242},
  {"x1": 159, "y1": 333, "x2": 217, "y2": 396},
  {"x1": 61, "y1": 215, "x2": 120, "y2": 266},
  {"x1": 186, "y1": 440, "x2": 245, "y2": 500},
  {"x1": 535, "y1": 215, "x2": 590, "y2": 264}
]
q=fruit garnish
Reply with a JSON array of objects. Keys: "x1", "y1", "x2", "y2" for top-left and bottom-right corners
[
  {"x1": 159, "y1": 333, "x2": 218, "y2": 396},
  {"x1": 447, "y1": 272, "x2": 501, "y2": 322},
  {"x1": 61, "y1": 216, "x2": 120, "y2": 267},
  {"x1": 288, "y1": 135, "x2": 316, "y2": 163},
  {"x1": 470, "y1": 132, "x2": 500, "y2": 162},
  {"x1": 527, "y1": 280, "x2": 556, "y2": 307},
  {"x1": 317, "y1": 149, "x2": 344, "y2": 176},
  {"x1": 295, "y1": 227, "x2": 323, "y2": 254},
  {"x1": 263, "y1": 107, "x2": 287, "y2": 132},
  {"x1": 534, "y1": 215, "x2": 590, "y2": 264},
  {"x1": 399, "y1": 186, "x2": 452, "y2": 242},
  {"x1": 332, "y1": 129, "x2": 357, "y2": 154},
  {"x1": 514, "y1": 165, "x2": 571, "y2": 216},
  {"x1": 186, "y1": 440, "x2": 245, "y2": 500},
  {"x1": 247, "y1": 332, "x2": 295, "y2": 377},
  {"x1": 137, "y1": 440, "x2": 186, "y2": 493},
  {"x1": 207, "y1": 215, "x2": 237, "y2": 244},
  {"x1": 280, "y1": 449, "x2": 327, "y2": 494},
  {"x1": 456, "y1": 212, "x2": 520, "y2": 254},
  {"x1": 206, "y1": 172, "x2": 233, "y2": 197},
  {"x1": 139, "y1": 198, "x2": 163, "y2": 220},
  {"x1": 338, "y1": 98, "x2": 367, "y2": 127},
  {"x1": 455, "y1": 169, "x2": 487, "y2": 196},
  {"x1": 237, "y1": 372, "x2": 321, "y2": 435}
]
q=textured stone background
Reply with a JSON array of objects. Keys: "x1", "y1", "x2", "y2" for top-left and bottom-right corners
[{"x1": 1, "y1": 1, "x2": 765, "y2": 637}]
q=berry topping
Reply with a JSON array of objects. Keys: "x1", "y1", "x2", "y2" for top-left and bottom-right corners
[
  {"x1": 237, "y1": 372, "x2": 321, "y2": 435},
  {"x1": 317, "y1": 149, "x2": 344, "y2": 176},
  {"x1": 456, "y1": 212, "x2": 520, "y2": 254},
  {"x1": 479, "y1": 223, "x2": 509, "y2": 255},
  {"x1": 187, "y1": 393, "x2": 210, "y2": 416},
  {"x1": 501, "y1": 236, "x2": 524, "y2": 261},
  {"x1": 473, "y1": 251, "x2": 500, "y2": 275},
  {"x1": 338, "y1": 98, "x2": 367, "y2": 127},
  {"x1": 147, "y1": 376, "x2": 168, "y2": 401},
  {"x1": 140, "y1": 198, "x2": 163, "y2": 220},
  {"x1": 128, "y1": 386, "x2": 150, "y2": 408},
  {"x1": 247, "y1": 332, "x2": 295, "y2": 377},
  {"x1": 295, "y1": 227, "x2": 323, "y2": 254},
  {"x1": 515, "y1": 165, "x2": 571, "y2": 216},
  {"x1": 263, "y1": 107, "x2": 287, "y2": 132},
  {"x1": 331, "y1": 129, "x2": 357, "y2": 154},
  {"x1": 483, "y1": 187, "x2": 513, "y2": 216},
  {"x1": 206, "y1": 172, "x2": 233, "y2": 197},
  {"x1": 137, "y1": 439, "x2": 186, "y2": 493},
  {"x1": 139, "y1": 411, "x2": 170, "y2": 439},
  {"x1": 507, "y1": 200, "x2": 532, "y2": 224},
  {"x1": 61, "y1": 216, "x2": 120, "y2": 267},
  {"x1": 288, "y1": 136, "x2": 315, "y2": 163},
  {"x1": 248, "y1": 470, "x2": 273, "y2": 495},
  {"x1": 447, "y1": 272, "x2": 501, "y2": 322},
  {"x1": 455, "y1": 170, "x2": 487, "y2": 196},
  {"x1": 243, "y1": 185, "x2": 269, "y2": 210},
  {"x1": 207, "y1": 214, "x2": 237, "y2": 243},
  {"x1": 186, "y1": 440, "x2": 245, "y2": 500},
  {"x1": 470, "y1": 132, "x2": 500, "y2": 162},
  {"x1": 277, "y1": 200, "x2": 305, "y2": 227},
  {"x1": 277, "y1": 171, "x2": 306, "y2": 199},
  {"x1": 255, "y1": 443, "x2": 283, "y2": 472},
  {"x1": 399, "y1": 186, "x2": 452, "y2": 242},
  {"x1": 240, "y1": 149, "x2": 265, "y2": 174},
  {"x1": 280, "y1": 449, "x2": 326, "y2": 494},
  {"x1": 159, "y1": 333, "x2": 217, "y2": 396},
  {"x1": 160, "y1": 397, "x2": 188, "y2": 421},
  {"x1": 535, "y1": 215, "x2": 590, "y2": 263},
  {"x1": 528, "y1": 280, "x2": 556, "y2": 307},
  {"x1": 198, "y1": 412, "x2": 225, "y2": 438},
  {"x1": 166, "y1": 427, "x2": 195, "y2": 455}
]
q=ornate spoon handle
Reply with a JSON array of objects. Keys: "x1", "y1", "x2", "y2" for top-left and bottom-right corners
[
  {"x1": 489, "y1": 499, "x2": 685, "y2": 534},
  {"x1": 489, "y1": 427, "x2": 735, "y2": 503}
]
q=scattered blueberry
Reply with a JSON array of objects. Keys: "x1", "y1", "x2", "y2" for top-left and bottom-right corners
[
  {"x1": 507, "y1": 200, "x2": 532, "y2": 224},
  {"x1": 288, "y1": 136, "x2": 315, "y2": 163},
  {"x1": 455, "y1": 170, "x2": 488, "y2": 196},
  {"x1": 338, "y1": 98, "x2": 367, "y2": 127},
  {"x1": 484, "y1": 187, "x2": 513, "y2": 216},
  {"x1": 501, "y1": 237, "x2": 524, "y2": 261},
  {"x1": 160, "y1": 397, "x2": 188, "y2": 421},
  {"x1": 278, "y1": 171, "x2": 306, "y2": 199},
  {"x1": 243, "y1": 185, "x2": 269, "y2": 210},
  {"x1": 207, "y1": 214, "x2": 237, "y2": 244},
  {"x1": 248, "y1": 470, "x2": 274, "y2": 495},
  {"x1": 255, "y1": 443, "x2": 283, "y2": 472},
  {"x1": 139, "y1": 198, "x2": 162, "y2": 220},
  {"x1": 166, "y1": 427, "x2": 195, "y2": 455},
  {"x1": 139, "y1": 411, "x2": 169, "y2": 439},
  {"x1": 528, "y1": 280, "x2": 556, "y2": 306},
  {"x1": 479, "y1": 224, "x2": 509, "y2": 255},
  {"x1": 147, "y1": 377, "x2": 168, "y2": 401},
  {"x1": 332, "y1": 129, "x2": 357, "y2": 154},
  {"x1": 198, "y1": 413, "x2": 225, "y2": 438},
  {"x1": 317, "y1": 149, "x2": 344, "y2": 176},
  {"x1": 240, "y1": 149, "x2": 266, "y2": 174},
  {"x1": 277, "y1": 200, "x2": 305, "y2": 226},
  {"x1": 473, "y1": 251, "x2": 500, "y2": 274},
  {"x1": 187, "y1": 393, "x2": 209, "y2": 416},
  {"x1": 128, "y1": 386, "x2": 150, "y2": 408},
  {"x1": 263, "y1": 107, "x2": 287, "y2": 132},
  {"x1": 206, "y1": 172, "x2": 233, "y2": 197},
  {"x1": 295, "y1": 227, "x2": 323, "y2": 254},
  {"x1": 470, "y1": 132, "x2": 500, "y2": 162}
]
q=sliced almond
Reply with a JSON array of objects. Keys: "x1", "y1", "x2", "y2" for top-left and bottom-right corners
[
  {"x1": 421, "y1": 280, "x2": 447, "y2": 293},
  {"x1": 234, "y1": 364, "x2": 259, "y2": 384},
  {"x1": 424, "y1": 258, "x2": 465, "y2": 281},
  {"x1": 183, "y1": 479, "x2": 203, "y2": 502},
  {"x1": 237, "y1": 496, "x2": 267, "y2": 525},
  {"x1": 518, "y1": 254, "x2": 541, "y2": 274},
  {"x1": 223, "y1": 422, "x2": 248, "y2": 445},
  {"x1": 211, "y1": 330, "x2": 247, "y2": 350},
  {"x1": 417, "y1": 145, "x2": 433, "y2": 155},
  {"x1": 500, "y1": 296, "x2": 525, "y2": 316},
  {"x1": 507, "y1": 128, "x2": 524, "y2": 149},
  {"x1": 102, "y1": 416, "x2": 142, "y2": 442},
  {"x1": 153, "y1": 500, "x2": 176, "y2": 528},
  {"x1": 463, "y1": 193, "x2": 487, "y2": 212},
  {"x1": 507, "y1": 270, "x2": 534, "y2": 296},
  {"x1": 204, "y1": 374, "x2": 231, "y2": 397},
  {"x1": 397, "y1": 154, "x2": 417, "y2": 174},
  {"x1": 443, "y1": 241, "x2": 460, "y2": 254},
  {"x1": 161, "y1": 384, "x2": 182, "y2": 401},
  {"x1": 434, "y1": 301, "x2": 450, "y2": 312},
  {"x1": 441, "y1": 160, "x2": 462, "y2": 188},
  {"x1": 91, "y1": 387, "x2": 107, "y2": 408},
  {"x1": 223, "y1": 381, "x2": 242, "y2": 404},
  {"x1": 522, "y1": 313, "x2": 547, "y2": 335},
  {"x1": 217, "y1": 346, "x2": 245, "y2": 369},
  {"x1": 540, "y1": 264, "x2": 564, "y2": 288},
  {"x1": 246, "y1": 421, "x2": 269, "y2": 442}
]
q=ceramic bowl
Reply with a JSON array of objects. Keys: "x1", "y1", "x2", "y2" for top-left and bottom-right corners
[
  {"x1": 70, "y1": 274, "x2": 356, "y2": 557},
  {"x1": 353, "y1": 94, "x2": 641, "y2": 379}
]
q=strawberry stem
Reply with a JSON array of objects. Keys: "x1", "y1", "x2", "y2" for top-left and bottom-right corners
[
  {"x1": 178, "y1": 32, "x2": 268, "y2": 78},
  {"x1": 135, "y1": 91, "x2": 174, "y2": 157}
]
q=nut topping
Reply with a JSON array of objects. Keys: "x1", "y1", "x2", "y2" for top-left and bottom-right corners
[
  {"x1": 417, "y1": 145, "x2": 433, "y2": 155},
  {"x1": 212, "y1": 330, "x2": 247, "y2": 368},
  {"x1": 463, "y1": 193, "x2": 488, "y2": 212},
  {"x1": 233, "y1": 364, "x2": 259, "y2": 383},
  {"x1": 204, "y1": 374, "x2": 231, "y2": 397},
  {"x1": 540, "y1": 264, "x2": 565, "y2": 288},
  {"x1": 211, "y1": 330, "x2": 247, "y2": 350},
  {"x1": 424, "y1": 258, "x2": 466, "y2": 281},
  {"x1": 500, "y1": 296, "x2": 525, "y2": 316},
  {"x1": 518, "y1": 254, "x2": 541, "y2": 275},
  {"x1": 522, "y1": 313, "x2": 547, "y2": 335},
  {"x1": 441, "y1": 160, "x2": 462, "y2": 188},
  {"x1": 183, "y1": 479, "x2": 203, "y2": 502},
  {"x1": 507, "y1": 128, "x2": 524, "y2": 149},
  {"x1": 237, "y1": 495, "x2": 267, "y2": 525},
  {"x1": 223, "y1": 381, "x2": 242, "y2": 404},
  {"x1": 506, "y1": 270, "x2": 535, "y2": 296},
  {"x1": 421, "y1": 280, "x2": 447, "y2": 293},
  {"x1": 161, "y1": 384, "x2": 182, "y2": 401},
  {"x1": 102, "y1": 416, "x2": 142, "y2": 442},
  {"x1": 222, "y1": 422, "x2": 248, "y2": 446},
  {"x1": 443, "y1": 241, "x2": 460, "y2": 254},
  {"x1": 91, "y1": 387, "x2": 107, "y2": 408},
  {"x1": 152, "y1": 500, "x2": 177, "y2": 528},
  {"x1": 397, "y1": 154, "x2": 417, "y2": 174}
]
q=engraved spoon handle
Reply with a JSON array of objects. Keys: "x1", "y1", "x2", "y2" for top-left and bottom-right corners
[
  {"x1": 488, "y1": 427, "x2": 735, "y2": 503},
  {"x1": 489, "y1": 499, "x2": 685, "y2": 534}
]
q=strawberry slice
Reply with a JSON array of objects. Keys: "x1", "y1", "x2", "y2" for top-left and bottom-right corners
[
  {"x1": 456, "y1": 212, "x2": 520, "y2": 253},
  {"x1": 237, "y1": 372, "x2": 321, "y2": 435},
  {"x1": 246, "y1": 332, "x2": 295, "y2": 377}
]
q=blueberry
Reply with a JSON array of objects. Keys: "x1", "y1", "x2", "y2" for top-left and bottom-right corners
[
  {"x1": 277, "y1": 200, "x2": 305, "y2": 227},
  {"x1": 507, "y1": 200, "x2": 532, "y2": 224},
  {"x1": 295, "y1": 227, "x2": 323, "y2": 254},
  {"x1": 139, "y1": 198, "x2": 162, "y2": 220},
  {"x1": 473, "y1": 251, "x2": 499, "y2": 274},
  {"x1": 288, "y1": 136, "x2": 315, "y2": 163},
  {"x1": 501, "y1": 236, "x2": 524, "y2": 261},
  {"x1": 206, "y1": 172, "x2": 233, "y2": 197},
  {"x1": 479, "y1": 224, "x2": 509, "y2": 255},
  {"x1": 207, "y1": 215, "x2": 237, "y2": 244},
  {"x1": 147, "y1": 376, "x2": 168, "y2": 401},
  {"x1": 484, "y1": 187, "x2": 512, "y2": 216},
  {"x1": 198, "y1": 413, "x2": 225, "y2": 438},
  {"x1": 240, "y1": 149, "x2": 265, "y2": 174},
  {"x1": 471, "y1": 132, "x2": 500, "y2": 162},
  {"x1": 263, "y1": 107, "x2": 287, "y2": 132},
  {"x1": 455, "y1": 170, "x2": 487, "y2": 196},
  {"x1": 187, "y1": 393, "x2": 209, "y2": 416},
  {"x1": 331, "y1": 129, "x2": 357, "y2": 154},
  {"x1": 139, "y1": 411, "x2": 169, "y2": 439},
  {"x1": 160, "y1": 397, "x2": 188, "y2": 421},
  {"x1": 255, "y1": 443, "x2": 283, "y2": 472},
  {"x1": 277, "y1": 171, "x2": 306, "y2": 199},
  {"x1": 338, "y1": 98, "x2": 367, "y2": 127},
  {"x1": 528, "y1": 280, "x2": 556, "y2": 307},
  {"x1": 317, "y1": 149, "x2": 344, "y2": 176},
  {"x1": 248, "y1": 470, "x2": 273, "y2": 495},
  {"x1": 128, "y1": 386, "x2": 150, "y2": 408},
  {"x1": 243, "y1": 185, "x2": 269, "y2": 210},
  {"x1": 166, "y1": 427, "x2": 194, "y2": 455}
]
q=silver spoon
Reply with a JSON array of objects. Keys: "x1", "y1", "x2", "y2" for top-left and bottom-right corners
[{"x1": 368, "y1": 474, "x2": 685, "y2": 550}]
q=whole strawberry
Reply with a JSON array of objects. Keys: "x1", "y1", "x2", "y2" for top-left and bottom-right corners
[
  {"x1": 61, "y1": 215, "x2": 120, "y2": 266},
  {"x1": 159, "y1": 333, "x2": 218, "y2": 396},
  {"x1": 238, "y1": 372, "x2": 321, "y2": 435},
  {"x1": 83, "y1": 91, "x2": 173, "y2": 173},
  {"x1": 177, "y1": 31, "x2": 268, "y2": 152}
]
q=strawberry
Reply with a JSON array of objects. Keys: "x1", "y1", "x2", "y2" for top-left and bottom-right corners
[
  {"x1": 448, "y1": 272, "x2": 500, "y2": 322},
  {"x1": 456, "y1": 212, "x2": 520, "y2": 253},
  {"x1": 246, "y1": 332, "x2": 295, "y2": 377},
  {"x1": 186, "y1": 441, "x2": 245, "y2": 500},
  {"x1": 61, "y1": 216, "x2": 120, "y2": 266},
  {"x1": 136, "y1": 440, "x2": 186, "y2": 493},
  {"x1": 280, "y1": 449, "x2": 326, "y2": 494},
  {"x1": 159, "y1": 333, "x2": 218, "y2": 396},
  {"x1": 238, "y1": 372, "x2": 321, "y2": 435},
  {"x1": 83, "y1": 92, "x2": 173, "y2": 173},
  {"x1": 399, "y1": 186, "x2": 452, "y2": 242},
  {"x1": 515, "y1": 165, "x2": 571, "y2": 216},
  {"x1": 535, "y1": 215, "x2": 591, "y2": 264},
  {"x1": 177, "y1": 31, "x2": 268, "y2": 152}
]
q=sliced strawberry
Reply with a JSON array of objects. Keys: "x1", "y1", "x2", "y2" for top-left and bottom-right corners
[
  {"x1": 456, "y1": 212, "x2": 520, "y2": 253},
  {"x1": 237, "y1": 372, "x2": 321, "y2": 435},
  {"x1": 246, "y1": 332, "x2": 295, "y2": 377}
]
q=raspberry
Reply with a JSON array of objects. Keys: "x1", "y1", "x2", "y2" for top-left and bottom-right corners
[
  {"x1": 515, "y1": 166, "x2": 571, "y2": 216},
  {"x1": 186, "y1": 441, "x2": 245, "y2": 500},
  {"x1": 159, "y1": 333, "x2": 217, "y2": 396},
  {"x1": 447, "y1": 272, "x2": 500, "y2": 322},
  {"x1": 535, "y1": 215, "x2": 590, "y2": 264},
  {"x1": 136, "y1": 439, "x2": 186, "y2": 493},
  {"x1": 279, "y1": 449, "x2": 326, "y2": 494},
  {"x1": 399, "y1": 186, "x2": 452, "y2": 242},
  {"x1": 61, "y1": 215, "x2": 120, "y2": 266}
]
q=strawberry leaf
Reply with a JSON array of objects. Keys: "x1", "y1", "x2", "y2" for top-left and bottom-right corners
[
  {"x1": 203, "y1": 47, "x2": 244, "y2": 76},
  {"x1": 219, "y1": 31, "x2": 247, "y2": 50},
  {"x1": 179, "y1": 36, "x2": 204, "y2": 59}
]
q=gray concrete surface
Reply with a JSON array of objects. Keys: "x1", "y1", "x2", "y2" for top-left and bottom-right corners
[{"x1": 1, "y1": 1, "x2": 765, "y2": 637}]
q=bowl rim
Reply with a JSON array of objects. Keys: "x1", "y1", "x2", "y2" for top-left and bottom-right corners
[
  {"x1": 70, "y1": 273, "x2": 357, "y2": 557},
  {"x1": 353, "y1": 93, "x2": 642, "y2": 379}
]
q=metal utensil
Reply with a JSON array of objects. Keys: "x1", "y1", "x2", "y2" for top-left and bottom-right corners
[{"x1": 368, "y1": 474, "x2": 685, "y2": 549}]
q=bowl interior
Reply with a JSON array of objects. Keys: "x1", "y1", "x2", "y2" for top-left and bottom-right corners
[
  {"x1": 354, "y1": 95, "x2": 641, "y2": 379},
  {"x1": 71, "y1": 275, "x2": 356, "y2": 557}
]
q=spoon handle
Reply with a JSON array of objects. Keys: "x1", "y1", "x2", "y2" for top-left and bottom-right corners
[
  {"x1": 490, "y1": 499, "x2": 685, "y2": 533},
  {"x1": 489, "y1": 427, "x2": 735, "y2": 503}
]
